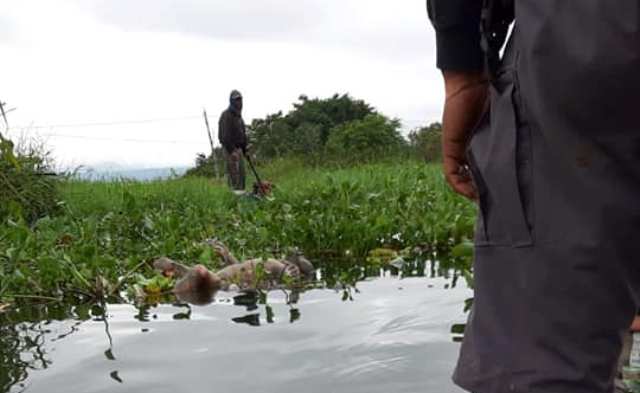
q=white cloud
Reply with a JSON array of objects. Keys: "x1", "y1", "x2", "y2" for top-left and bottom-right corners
[
  {"x1": 75, "y1": 0, "x2": 330, "y2": 41},
  {"x1": 1, "y1": 0, "x2": 444, "y2": 169}
]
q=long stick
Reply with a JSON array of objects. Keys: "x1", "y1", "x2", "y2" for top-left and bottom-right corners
[
  {"x1": 244, "y1": 152, "x2": 263, "y2": 187},
  {"x1": 202, "y1": 109, "x2": 219, "y2": 178},
  {"x1": 0, "y1": 101, "x2": 8, "y2": 132}
]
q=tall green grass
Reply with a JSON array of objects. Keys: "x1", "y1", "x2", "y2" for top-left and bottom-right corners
[
  {"x1": 0, "y1": 135, "x2": 61, "y2": 223},
  {"x1": 61, "y1": 177, "x2": 231, "y2": 217}
]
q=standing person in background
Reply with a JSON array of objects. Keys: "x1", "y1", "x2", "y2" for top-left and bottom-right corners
[
  {"x1": 427, "y1": 1, "x2": 639, "y2": 392},
  {"x1": 218, "y1": 90, "x2": 248, "y2": 194}
]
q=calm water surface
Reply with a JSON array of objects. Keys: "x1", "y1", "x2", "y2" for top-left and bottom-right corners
[{"x1": 2, "y1": 276, "x2": 471, "y2": 393}]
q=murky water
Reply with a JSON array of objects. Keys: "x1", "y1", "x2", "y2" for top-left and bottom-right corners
[{"x1": 1, "y1": 276, "x2": 471, "y2": 393}]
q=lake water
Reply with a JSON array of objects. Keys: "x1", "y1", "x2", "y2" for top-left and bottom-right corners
[{"x1": 2, "y1": 276, "x2": 471, "y2": 393}]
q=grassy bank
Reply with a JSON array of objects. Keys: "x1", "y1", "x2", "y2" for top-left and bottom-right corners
[{"x1": 0, "y1": 160, "x2": 476, "y2": 303}]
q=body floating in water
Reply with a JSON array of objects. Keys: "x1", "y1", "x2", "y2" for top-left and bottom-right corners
[{"x1": 153, "y1": 240, "x2": 315, "y2": 305}]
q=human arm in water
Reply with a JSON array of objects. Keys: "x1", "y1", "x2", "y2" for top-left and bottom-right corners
[
  {"x1": 205, "y1": 239, "x2": 241, "y2": 266},
  {"x1": 285, "y1": 249, "x2": 315, "y2": 281}
]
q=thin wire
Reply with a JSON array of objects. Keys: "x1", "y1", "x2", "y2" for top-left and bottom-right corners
[
  {"x1": 14, "y1": 115, "x2": 201, "y2": 129},
  {"x1": 42, "y1": 133, "x2": 204, "y2": 144}
]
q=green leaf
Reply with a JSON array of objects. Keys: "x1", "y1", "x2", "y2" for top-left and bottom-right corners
[
  {"x1": 450, "y1": 323, "x2": 466, "y2": 335},
  {"x1": 451, "y1": 241, "x2": 474, "y2": 258}
]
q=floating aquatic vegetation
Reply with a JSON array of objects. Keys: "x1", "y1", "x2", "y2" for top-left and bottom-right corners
[{"x1": 0, "y1": 162, "x2": 476, "y2": 302}]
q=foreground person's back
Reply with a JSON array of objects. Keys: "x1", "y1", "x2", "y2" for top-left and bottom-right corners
[{"x1": 429, "y1": 1, "x2": 640, "y2": 392}]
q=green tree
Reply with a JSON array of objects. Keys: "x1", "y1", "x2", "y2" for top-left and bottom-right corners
[
  {"x1": 290, "y1": 122, "x2": 323, "y2": 156},
  {"x1": 408, "y1": 122, "x2": 443, "y2": 162},
  {"x1": 247, "y1": 94, "x2": 376, "y2": 160},
  {"x1": 248, "y1": 112, "x2": 292, "y2": 158},
  {"x1": 326, "y1": 114, "x2": 406, "y2": 161},
  {"x1": 287, "y1": 94, "x2": 375, "y2": 144}
]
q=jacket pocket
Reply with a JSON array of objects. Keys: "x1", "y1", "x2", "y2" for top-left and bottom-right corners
[{"x1": 466, "y1": 75, "x2": 534, "y2": 248}]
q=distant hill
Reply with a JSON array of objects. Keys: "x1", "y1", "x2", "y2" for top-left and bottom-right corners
[{"x1": 75, "y1": 166, "x2": 188, "y2": 181}]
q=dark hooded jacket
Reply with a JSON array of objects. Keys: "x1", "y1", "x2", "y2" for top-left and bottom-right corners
[{"x1": 218, "y1": 103, "x2": 247, "y2": 154}]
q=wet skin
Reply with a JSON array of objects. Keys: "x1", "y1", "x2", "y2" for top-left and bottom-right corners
[{"x1": 152, "y1": 242, "x2": 315, "y2": 305}]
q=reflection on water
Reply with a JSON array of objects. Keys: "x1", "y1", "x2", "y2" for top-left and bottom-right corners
[
  {"x1": 1, "y1": 304, "x2": 80, "y2": 392},
  {"x1": 1, "y1": 263, "x2": 471, "y2": 393}
]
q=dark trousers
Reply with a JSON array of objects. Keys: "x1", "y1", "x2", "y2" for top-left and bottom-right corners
[{"x1": 224, "y1": 148, "x2": 245, "y2": 191}]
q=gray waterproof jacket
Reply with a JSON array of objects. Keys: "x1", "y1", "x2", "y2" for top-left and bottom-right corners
[{"x1": 429, "y1": 1, "x2": 640, "y2": 392}]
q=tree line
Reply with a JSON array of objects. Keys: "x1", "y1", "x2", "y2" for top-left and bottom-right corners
[{"x1": 187, "y1": 93, "x2": 443, "y2": 176}]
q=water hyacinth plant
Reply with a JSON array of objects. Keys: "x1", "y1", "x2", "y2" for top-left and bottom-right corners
[{"x1": 0, "y1": 161, "x2": 477, "y2": 303}]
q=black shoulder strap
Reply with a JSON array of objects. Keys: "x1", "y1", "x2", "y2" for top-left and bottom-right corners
[{"x1": 480, "y1": 0, "x2": 514, "y2": 81}]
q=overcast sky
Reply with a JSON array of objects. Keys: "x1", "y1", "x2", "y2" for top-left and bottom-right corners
[{"x1": 2, "y1": 0, "x2": 444, "y2": 169}]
